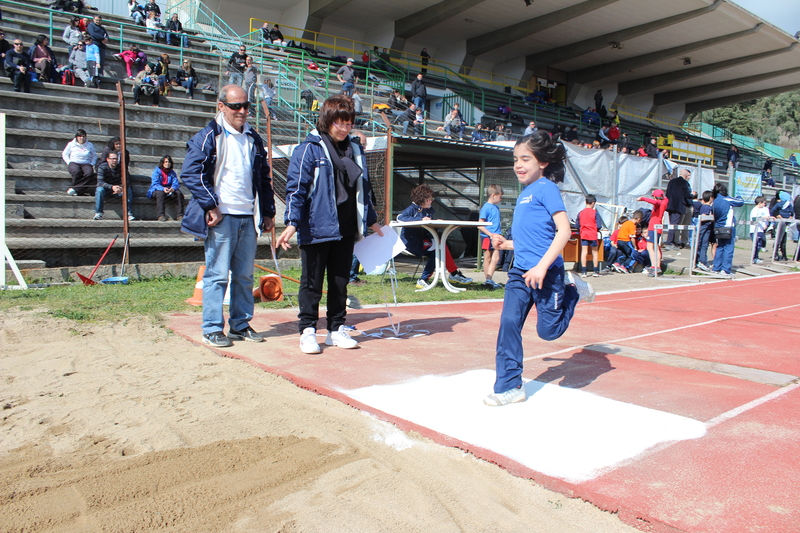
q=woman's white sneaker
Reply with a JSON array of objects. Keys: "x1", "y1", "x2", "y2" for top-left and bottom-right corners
[
  {"x1": 300, "y1": 328, "x2": 321, "y2": 354},
  {"x1": 325, "y1": 325, "x2": 358, "y2": 349}
]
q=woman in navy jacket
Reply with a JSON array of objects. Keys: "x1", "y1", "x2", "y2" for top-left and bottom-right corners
[{"x1": 276, "y1": 95, "x2": 383, "y2": 354}]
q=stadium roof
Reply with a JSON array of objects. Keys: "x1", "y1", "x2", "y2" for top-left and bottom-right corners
[{"x1": 242, "y1": 0, "x2": 800, "y2": 120}]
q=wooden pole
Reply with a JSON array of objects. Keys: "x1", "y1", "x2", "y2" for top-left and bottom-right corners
[{"x1": 116, "y1": 82, "x2": 130, "y2": 265}]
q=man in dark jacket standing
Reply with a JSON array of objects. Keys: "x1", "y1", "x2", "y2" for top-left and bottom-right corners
[
  {"x1": 180, "y1": 85, "x2": 276, "y2": 348},
  {"x1": 410, "y1": 72, "x2": 427, "y2": 113},
  {"x1": 86, "y1": 14, "x2": 108, "y2": 75},
  {"x1": 94, "y1": 152, "x2": 134, "y2": 220},
  {"x1": 664, "y1": 168, "x2": 693, "y2": 249}
]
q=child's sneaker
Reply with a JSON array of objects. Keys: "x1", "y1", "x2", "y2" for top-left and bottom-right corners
[
  {"x1": 300, "y1": 327, "x2": 321, "y2": 354},
  {"x1": 448, "y1": 271, "x2": 472, "y2": 284},
  {"x1": 580, "y1": 271, "x2": 589, "y2": 278},
  {"x1": 415, "y1": 277, "x2": 431, "y2": 289},
  {"x1": 696, "y1": 262, "x2": 711, "y2": 272},
  {"x1": 325, "y1": 325, "x2": 358, "y2": 349},
  {"x1": 565, "y1": 271, "x2": 595, "y2": 303},
  {"x1": 752, "y1": 258, "x2": 763, "y2": 264},
  {"x1": 592, "y1": 271, "x2": 601, "y2": 278},
  {"x1": 484, "y1": 386, "x2": 527, "y2": 406}
]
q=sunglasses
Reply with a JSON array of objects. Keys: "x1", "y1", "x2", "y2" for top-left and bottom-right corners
[
  {"x1": 14, "y1": 42, "x2": 23, "y2": 46},
  {"x1": 222, "y1": 101, "x2": 250, "y2": 111}
]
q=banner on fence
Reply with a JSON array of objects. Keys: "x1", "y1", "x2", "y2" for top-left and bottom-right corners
[{"x1": 735, "y1": 172, "x2": 761, "y2": 202}]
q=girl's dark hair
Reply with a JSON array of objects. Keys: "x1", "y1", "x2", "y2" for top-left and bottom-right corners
[
  {"x1": 410, "y1": 183, "x2": 434, "y2": 205},
  {"x1": 35, "y1": 34, "x2": 47, "y2": 46},
  {"x1": 75, "y1": 129, "x2": 87, "y2": 139},
  {"x1": 317, "y1": 95, "x2": 355, "y2": 133},
  {"x1": 106, "y1": 136, "x2": 121, "y2": 149},
  {"x1": 712, "y1": 182, "x2": 728, "y2": 198},
  {"x1": 515, "y1": 131, "x2": 567, "y2": 183},
  {"x1": 159, "y1": 155, "x2": 173, "y2": 169}
]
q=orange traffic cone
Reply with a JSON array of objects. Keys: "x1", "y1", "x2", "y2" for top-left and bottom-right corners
[
  {"x1": 252, "y1": 274, "x2": 283, "y2": 302},
  {"x1": 186, "y1": 266, "x2": 205, "y2": 306}
]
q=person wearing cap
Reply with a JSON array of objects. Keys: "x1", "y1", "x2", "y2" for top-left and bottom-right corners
[
  {"x1": 132, "y1": 62, "x2": 159, "y2": 106},
  {"x1": 336, "y1": 57, "x2": 356, "y2": 96}
]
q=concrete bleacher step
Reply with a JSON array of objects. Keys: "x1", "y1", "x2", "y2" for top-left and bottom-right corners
[{"x1": 5, "y1": 193, "x2": 189, "y2": 221}]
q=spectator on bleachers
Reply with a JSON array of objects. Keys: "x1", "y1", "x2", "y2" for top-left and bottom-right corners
[
  {"x1": 28, "y1": 34, "x2": 57, "y2": 83},
  {"x1": 411, "y1": 72, "x2": 427, "y2": 112},
  {"x1": 4, "y1": 38, "x2": 31, "y2": 93},
  {"x1": 582, "y1": 107, "x2": 600, "y2": 126},
  {"x1": 148, "y1": 155, "x2": 184, "y2": 221},
  {"x1": 594, "y1": 89, "x2": 603, "y2": 111},
  {"x1": 63, "y1": 129, "x2": 97, "y2": 196},
  {"x1": 336, "y1": 57, "x2": 356, "y2": 96},
  {"x1": 620, "y1": 132, "x2": 630, "y2": 151},
  {"x1": 176, "y1": 58, "x2": 196, "y2": 99},
  {"x1": 440, "y1": 108, "x2": 463, "y2": 140},
  {"x1": 608, "y1": 123, "x2": 620, "y2": 145},
  {"x1": 790, "y1": 153, "x2": 798, "y2": 168},
  {"x1": 645, "y1": 137, "x2": 659, "y2": 158},
  {"x1": 352, "y1": 87, "x2": 364, "y2": 114},
  {"x1": 270, "y1": 24, "x2": 285, "y2": 46},
  {"x1": 595, "y1": 125, "x2": 610, "y2": 147},
  {"x1": 0, "y1": 30, "x2": 9, "y2": 61},
  {"x1": 243, "y1": 55, "x2": 258, "y2": 101},
  {"x1": 523, "y1": 121, "x2": 537, "y2": 136},
  {"x1": 143, "y1": 0, "x2": 160, "y2": 18},
  {"x1": 564, "y1": 125, "x2": 578, "y2": 143},
  {"x1": 86, "y1": 15, "x2": 108, "y2": 75},
  {"x1": 128, "y1": 0, "x2": 145, "y2": 26},
  {"x1": 260, "y1": 22, "x2": 271, "y2": 42},
  {"x1": 62, "y1": 17, "x2": 83, "y2": 48},
  {"x1": 400, "y1": 103, "x2": 420, "y2": 136},
  {"x1": 97, "y1": 136, "x2": 130, "y2": 175},
  {"x1": 166, "y1": 13, "x2": 189, "y2": 48},
  {"x1": 85, "y1": 37, "x2": 100, "y2": 87},
  {"x1": 257, "y1": 75, "x2": 277, "y2": 120},
  {"x1": 95, "y1": 152, "x2": 135, "y2": 221},
  {"x1": 226, "y1": 44, "x2": 247, "y2": 86},
  {"x1": 762, "y1": 158, "x2": 775, "y2": 186},
  {"x1": 67, "y1": 39, "x2": 91, "y2": 85},
  {"x1": 132, "y1": 62, "x2": 159, "y2": 106},
  {"x1": 420, "y1": 47, "x2": 430, "y2": 74},
  {"x1": 493, "y1": 123, "x2": 506, "y2": 141},
  {"x1": 51, "y1": 0, "x2": 92, "y2": 14},
  {"x1": 114, "y1": 44, "x2": 146, "y2": 79},
  {"x1": 637, "y1": 144, "x2": 646, "y2": 157},
  {"x1": 145, "y1": 11, "x2": 166, "y2": 43},
  {"x1": 472, "y1": 123, "x2": 485, "y2": 143},
  {"x1": 388, "y1": 88, "x2": 407, "y2": 114},
  {"x1": 155, "y1": 53, "x2": 172, "y2": 94}
]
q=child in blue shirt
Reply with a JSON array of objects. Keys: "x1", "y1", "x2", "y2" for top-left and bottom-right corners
[
  {"x1": 695, "y1": 190, "x2": 714, "y2": 270},
  {"x1": 484, "y1": 132, "x2": 595, "y2": 407},
  {"x1": 478, "y1": 184, "x2": 504, "y2": 289}
]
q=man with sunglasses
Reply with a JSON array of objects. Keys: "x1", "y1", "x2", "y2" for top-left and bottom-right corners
[
  {"x1": 4, "y1": 38, "x2": 31, "y2": 92},
  {"x1": 181, "y1": 85, "x2": 276, "y2": 348},
  {"x1": 226, "y1": 44, "x2": 247, "y2": 86}
]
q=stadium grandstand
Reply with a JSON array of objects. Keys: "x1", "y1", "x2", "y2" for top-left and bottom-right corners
[{"x1": 1, "y1": 0, "x2": 798, "y2": 280}]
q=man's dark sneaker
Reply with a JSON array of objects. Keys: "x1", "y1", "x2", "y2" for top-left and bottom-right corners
[
  {"x1": 203, "y1": 331, "x2": 233, "y2": 347},
  {"x1": 227, "y1": 326, "x2": 264, "y2": 343}
]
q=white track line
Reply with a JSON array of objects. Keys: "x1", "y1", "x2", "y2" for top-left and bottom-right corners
[
  {"x1": 705, "y1": 382, "x2": 800, "y2": 428},
  {"x1": 523, "y1": 303, "x2": 800, "y2": 362}
]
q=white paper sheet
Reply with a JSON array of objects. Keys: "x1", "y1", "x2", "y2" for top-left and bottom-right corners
[{"x1": 354, "y1": 225, "x2": 406, "y2": 274}]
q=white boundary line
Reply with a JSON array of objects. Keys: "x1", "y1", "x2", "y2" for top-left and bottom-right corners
[
  {"x1": 706, "y1": 382, "x2": 800, "y2": 428},
  {"x1": 523, "y1": 302, "x2": 800, "y2": 362}
]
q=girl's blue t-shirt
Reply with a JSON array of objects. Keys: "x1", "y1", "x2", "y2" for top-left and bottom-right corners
[{"x1": 511, "y1": 177, "x2": 565, "y2": 270}]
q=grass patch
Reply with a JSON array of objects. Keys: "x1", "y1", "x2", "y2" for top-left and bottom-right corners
[{"x1": 0, "y1": 269, "x2": 503, "y2": 322}]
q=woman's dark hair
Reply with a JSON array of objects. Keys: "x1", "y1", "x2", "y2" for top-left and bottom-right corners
[
  {"x1": 515, "y1": 130, "x2": 567, "y2": 183},
  {"x1": 317, "y1": 95, "x2": 356, "y2": 133},
  {"x1": 75, "y1": 129, "x2": 87, "y2": 139},
  {"x1": 159, "y1": 155, "x2": 173, "y2": 169},
  {"x1": 410, "y1": 183, "x2": 434, "y2": 206},
  {"x1": 35, "y1": 34, "x2": 48, "y2": 46},
  {"x1": 712, "y1": 182, "x2": 728, "y2": 198},
  {"x1": 71, "y1": 16, "x2": 80, "y2": 26},
  {"x1": 106, "y1": 136, "x2": 121, "y2": 149}
]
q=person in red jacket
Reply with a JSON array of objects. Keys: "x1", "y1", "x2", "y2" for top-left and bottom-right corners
[
  {"x1": 608, "y1": 124, "x2": 620, "y2": 146},
  {"x1": 578, "y1": 194, "x2": 604, "y2": 277},
  {"x1": 638, "y1": 188, "x2": 668, "y2": 276}
]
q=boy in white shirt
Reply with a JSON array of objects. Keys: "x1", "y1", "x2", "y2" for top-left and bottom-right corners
[{"x1": 750, "y1": 196, "x2": 770, "y2": 264}]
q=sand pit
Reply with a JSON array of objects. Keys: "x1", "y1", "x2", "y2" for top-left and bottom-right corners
[{"x1": 0, "y1": 310, "x2": 637, "y2": 532}]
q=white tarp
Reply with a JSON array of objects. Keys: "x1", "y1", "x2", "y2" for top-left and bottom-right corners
[{"x1": 562, "y1": 143, "x2": 662, "y2": 225}]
